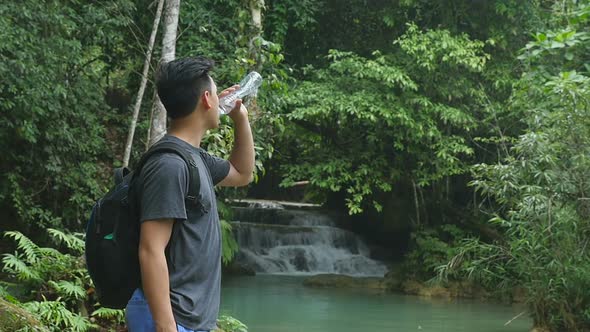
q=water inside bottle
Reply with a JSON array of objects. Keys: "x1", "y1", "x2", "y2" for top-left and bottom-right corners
[{"x1": 219, "y1": 72, "x2": 263, "y2": 115}]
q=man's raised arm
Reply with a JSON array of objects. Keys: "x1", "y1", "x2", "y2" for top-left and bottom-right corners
[{"x1": 218, "y1": 100, "x2": 255, "y2": 187}]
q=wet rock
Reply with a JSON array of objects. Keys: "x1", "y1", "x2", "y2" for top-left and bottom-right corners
[
  {"x1": 222, "y1": 261, "x2": 256, "y2": 276},
  {"x1": 291, "y1": 250, "x2": 309, "y2": 271}
]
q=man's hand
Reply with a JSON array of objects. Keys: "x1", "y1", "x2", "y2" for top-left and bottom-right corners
[
  {"x1": 228, "y1": 99, "x2": 248, "y2": 122},
  {"x1": 219, "y1": 83, "x2": 248, "y2": 119},
  {"x1": 217, "y1": 93, "x2": 254, "y2": 187},
  {"x1": 218, "y1": 84, "x2": 239, "y2": 99}
]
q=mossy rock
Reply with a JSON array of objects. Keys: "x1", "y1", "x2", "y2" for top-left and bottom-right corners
[
  {"x1": 401, "y1": 280, "x2": 491, "y2": 300},
  {"x1": 303, "y1": 274, "x2": 386, "y2": 290},
  {"x1": 0, "y1": 298, "x2": 48, "y2": 331},
  {"x1": 382, "y1": 267, "x2": 404, "y2": 291}
]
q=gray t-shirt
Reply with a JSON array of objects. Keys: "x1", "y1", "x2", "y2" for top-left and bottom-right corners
[{"x1": 138, "y1": 135, "x2": 230, "y2": 330}]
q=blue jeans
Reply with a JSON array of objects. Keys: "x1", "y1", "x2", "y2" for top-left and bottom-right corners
[{"x1": 125, "y1": 288, "x2": 208, "y2": 332}]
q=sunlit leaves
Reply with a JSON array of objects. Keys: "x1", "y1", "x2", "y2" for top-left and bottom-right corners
[
  {"x1": 396, "y1": 23, "x2": 490, "y2": 72},
  {"x1": 280, "y1": 24, "x2": 487, "y2": 213},
  {"x1": 328, "y1": 50, "x2": 418, "y2": 91}
]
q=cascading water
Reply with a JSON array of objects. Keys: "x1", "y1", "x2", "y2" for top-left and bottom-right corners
[{"x1": 231, "y1": 200, "x2": 388, "y2": 277}]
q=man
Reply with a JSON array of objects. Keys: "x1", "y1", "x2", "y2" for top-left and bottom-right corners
[{"x1": 125, "y1": 56, "x2": 255, "y2": 332}]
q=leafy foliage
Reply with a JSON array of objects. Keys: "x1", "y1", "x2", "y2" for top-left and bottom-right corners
[
  {"x1": 48, "y1": 281, "x2": 86, "y2": 302},
  {"x1": 2, "y1": 230, "x2": 88, "y2": 291},
  {"x1": 280, "y1": 24, "x2": 487, "y2": 213},
  {"x1": 404, "y1": 225, "x2": 468, "y2": 280},
  {"x1": 438, "y1": 2, "x2": 590, "y2": 330},
  {"x1": 221, "y1": 220, "x2": 240, "y2": 265},
  {"x1": 218, "y1": 315, "x2": 249, "y2": 332},
  {"x1": 2, "y1": 227, "x2": 246, "y2": 330},
  {"x1": 1, "y1": 0, "x2": 589, "y2": 330},
  {"x1": 2, "y1": 230, "x2": 95, "y2": 331},
  {"x1": 0, "y1": 0, "x2": 137, "y2": 231},
  {"x1": 24, "y1": 299, "x2": 95, "y2": 332},
  {"x1": 90, "y1": 307, "x2": 125, "y2": 326}
]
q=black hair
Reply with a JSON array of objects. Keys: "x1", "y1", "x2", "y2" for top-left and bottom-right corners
[{"x1": 155, "y1": 56, "x2": 215, "y2": 119}]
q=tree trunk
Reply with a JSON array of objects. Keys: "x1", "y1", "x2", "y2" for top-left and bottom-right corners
[
  {"x1": 249, "y1": 0, "x2": 264, "y2": 72},
  {"x1": 412, "y1": 180, "x2": 420, "y2": 227},
  {"x1": 250, "y1": 1, "x2": 263, "y2": 42},
  {"x1": 148, "y1": 0, "x2": 180, "y2": 148},
  {"x1": 248, "y1": 0, "x2": 264, "y2": 120},
  {"x1": 122, "y1": 0, "x2": 165, "y2": 167}
]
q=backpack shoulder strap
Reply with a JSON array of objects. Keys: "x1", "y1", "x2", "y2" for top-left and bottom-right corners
[
  {"x1": 114, "y1": 167, "x2": 130, "y2": 186},
  {"x1": 134, "y1": 141, "x2": 201, "y2": 204}
]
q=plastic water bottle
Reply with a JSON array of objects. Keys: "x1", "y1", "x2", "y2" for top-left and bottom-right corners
[{"x1": 218, "y1": 71, "x2": 263, "y2": 115}]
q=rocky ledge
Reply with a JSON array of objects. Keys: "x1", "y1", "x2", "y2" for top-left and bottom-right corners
[
  {"x1": 229, "y1": 199, "x2": 321, "y2": 210},
  {"x1": 302, "y1": 272, "x2": 526, "y2": 303},
  {"x1": 303, "y1": 274, "x2": 387, "y2": 290}
]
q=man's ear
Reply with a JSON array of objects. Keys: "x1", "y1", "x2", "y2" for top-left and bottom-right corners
[{"x1": 201, "y1": 91, "x2": 212, "y2": 110}]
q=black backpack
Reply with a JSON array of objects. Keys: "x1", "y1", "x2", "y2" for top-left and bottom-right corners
[{"x1": 85, "y1": 140, "x2": 201, "y2": 309}]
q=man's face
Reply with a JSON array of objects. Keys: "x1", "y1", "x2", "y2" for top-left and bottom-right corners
[
  {"x1": 207, "y1": 77, "x2": 221, "y2": 129},
  {"x1": 210, "y1": 78, "x2": 220, "y2": 128}
]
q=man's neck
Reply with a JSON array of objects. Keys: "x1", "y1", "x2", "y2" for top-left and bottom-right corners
[{"x1": 167, "y1": 119, "x2": 206, "y2": 148}]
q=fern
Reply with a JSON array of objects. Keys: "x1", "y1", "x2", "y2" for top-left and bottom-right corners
[
  {"x1": 3, "y1": 230, "x2": 88, "y2": 288},
  {"x1": 2, "y1": 253, "x2": 42, "y2": 282},
  {"x1": 0, "y1": 283, "x2": 9, "y2": 298},
  {"x1": 15, "y1": 326, "x2": 49, "y2": 332},
  {"x1": 91, "y1": 307, "x2": 125, "y2": 324},
  {"x1": 37, "y1": 247, "x2": 62, "y2": 258},
  {"x1": 48, "y1": 228, "x2": 84, "y2": 254},
  {"x1": 0, "y1": 230, "x2": 103, "y2": 331},
  {"x1": 24, "y1": 298, "x2": 96, "y2": 332},
  {"x1": 49, "y1": 280, "x2": 86, "y2": 301},
  {"x1": 4, "y1": 231, "x2": 40, "y2": 264}
]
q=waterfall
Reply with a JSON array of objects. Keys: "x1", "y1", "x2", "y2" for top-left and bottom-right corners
[{"x1": 231, "y1": 200, "x2": 388, "y2": 277}]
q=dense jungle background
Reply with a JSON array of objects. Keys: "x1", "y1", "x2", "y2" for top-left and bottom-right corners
[{"x1": 1, "y1": 0, "x2": 589, "y2": 331}]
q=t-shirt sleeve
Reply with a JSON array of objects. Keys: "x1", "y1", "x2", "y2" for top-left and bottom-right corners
[
  {"x1": 199, "y1": 150, "x2": 230, "y2": 185},
  {"x1": 139, "y1": 153, "x2": 189, "y2": 222}
]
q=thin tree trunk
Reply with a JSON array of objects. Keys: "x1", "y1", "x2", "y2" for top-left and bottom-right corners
[
  {"x1": 122, "y1": 0, "x2": 165, "y2": 167},
  {"x1": 148, "y1": 0, "x2": 180, "y2": 148},
  {"x1": 412, "y1": 180, "x2": 420, "y2": 227},
  {"x1": 419, "y1": 185, "x2": 427, "y2": 226},
  {"x1": 145, "y1": 89, "x2": 157, "y2": 151},
  {"x1": 248, "y1": 0, "x2": 264, "y2": 120},
  {"x1": 250, "y1": 0, "x2": 263, "y2": 54}
]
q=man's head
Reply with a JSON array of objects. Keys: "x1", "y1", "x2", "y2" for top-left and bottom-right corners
[{"x1": 155, "y1": 56, "x2": 219, "y2": 128}]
